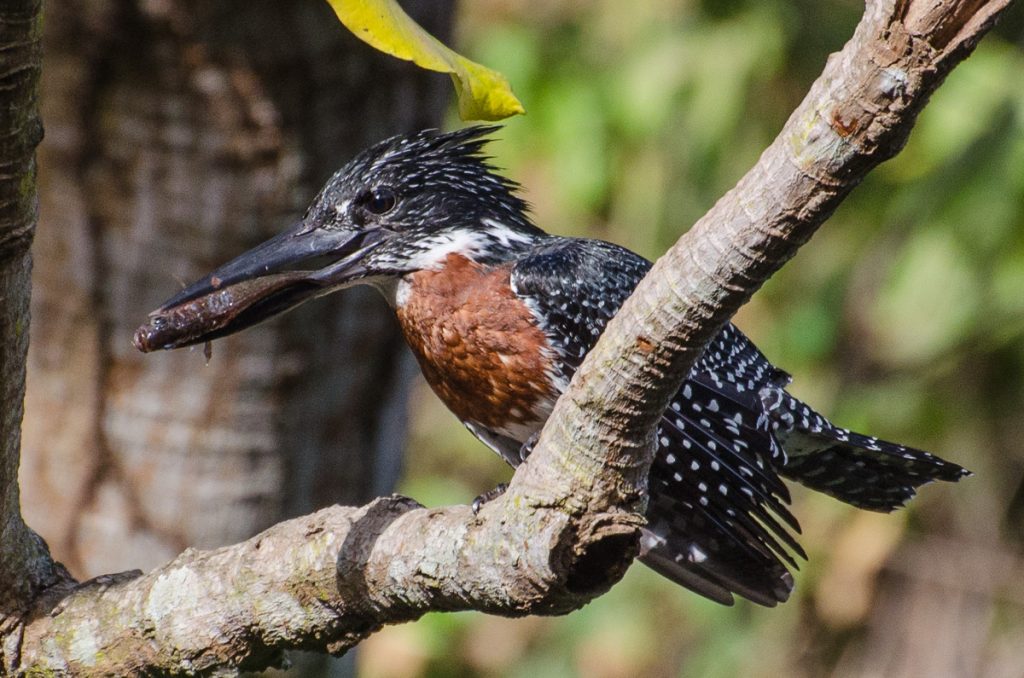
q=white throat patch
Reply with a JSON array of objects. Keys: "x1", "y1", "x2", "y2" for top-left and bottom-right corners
[
  {"x1": 403, "y1": 228, "x2": 488, "y2": 271},
  {"x1": 381, "y1": 220, "x2": 535, "y2": 309},
  {"x1": 403, "y1": 220, "x2": 534, "y2": 271}
]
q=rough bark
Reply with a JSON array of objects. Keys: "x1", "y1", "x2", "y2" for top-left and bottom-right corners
[
  {"x1": 0, "y1": 0, "x2": 1014, "y2": 674},
  {"x1": 0, "y1": 0, "x2": 73, "y2": 625},
  {"x1": 15, "y1": 496, "x2": 641, "y2": 674}
]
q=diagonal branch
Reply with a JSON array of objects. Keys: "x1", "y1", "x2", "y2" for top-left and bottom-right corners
[
  {"x1": 3, "y1": 0, "x2": 1014, "y2": 674},
  {"x1": 523, "y1": 0, "x2": 1013, "y2": 504}
]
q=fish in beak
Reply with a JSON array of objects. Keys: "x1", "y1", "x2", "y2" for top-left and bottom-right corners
[{"x1": 134, "y1": 219, "x2": 385, "y2": 352}]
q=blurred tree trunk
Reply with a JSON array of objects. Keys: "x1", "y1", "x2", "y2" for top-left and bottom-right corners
[{"x1": 21, "y1": 0, "x2": 449, "y2": 600}]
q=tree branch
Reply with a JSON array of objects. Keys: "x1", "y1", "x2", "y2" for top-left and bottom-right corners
[
  {"x1": 3, "y1": 0, "x2": 1013, "y2": 674},
  {"x1": 17, "y1": 496, "x2": 641, "y2": 674}
]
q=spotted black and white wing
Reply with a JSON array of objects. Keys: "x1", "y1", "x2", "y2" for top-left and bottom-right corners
[{"x1": 511, "y1": 237, "x2": 803, "y2": 606}]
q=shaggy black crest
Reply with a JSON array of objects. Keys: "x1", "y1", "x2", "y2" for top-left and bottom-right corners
[{"x1": 307, "y1": 126, "x2": 539, "y2": 235}]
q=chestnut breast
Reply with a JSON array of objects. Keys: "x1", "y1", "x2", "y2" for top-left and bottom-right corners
[{"x1": 395, "y1": 253, "x2": 558, "y2": 439}]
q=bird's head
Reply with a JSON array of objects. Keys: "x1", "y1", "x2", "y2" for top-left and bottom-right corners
[{"x1": 138, "y1": 126, "x2": 544, "y2": 351}]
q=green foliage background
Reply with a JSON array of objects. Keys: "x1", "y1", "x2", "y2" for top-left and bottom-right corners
[{"x1": 361, "y1": 1, "x2": 1024, "y2": 676}]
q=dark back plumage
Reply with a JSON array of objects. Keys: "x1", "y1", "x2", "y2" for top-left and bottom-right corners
[{"x1": 505, "y1": 235, "x2": 967, "y2": 605}]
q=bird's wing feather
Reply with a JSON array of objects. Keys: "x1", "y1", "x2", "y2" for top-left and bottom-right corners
[{"x1": 509, "y1": 237, "x2": 801, "y2": 605}]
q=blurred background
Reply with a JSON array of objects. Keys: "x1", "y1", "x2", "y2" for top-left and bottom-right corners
[{"x1": 19, "y1": 0, "x2": 1024, "y2": 677}]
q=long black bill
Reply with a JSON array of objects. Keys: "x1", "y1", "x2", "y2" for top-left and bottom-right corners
[{"x1": 134, "y1": 221, "x2": 379, "y2": 352}]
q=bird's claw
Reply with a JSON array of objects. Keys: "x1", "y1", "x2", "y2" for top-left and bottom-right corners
[
  {"x1": 519, "y1": 432, "x2": 539, "y2": 463},
  {"x1": 471, "y1": 482, "x2": 509, "y2": 514}
]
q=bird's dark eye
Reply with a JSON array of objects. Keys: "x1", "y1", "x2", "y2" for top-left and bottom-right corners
[{"x1": 364, "y1": 186, "x2": 397, "y2": 215}]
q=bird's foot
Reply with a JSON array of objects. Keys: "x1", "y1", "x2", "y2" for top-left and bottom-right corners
[
  {"x1": 471, "y1": 482, "x2": 509, "y2": 514},
  {"x1": 519, "y1": 431, "x2": 540, "y2": 463}
]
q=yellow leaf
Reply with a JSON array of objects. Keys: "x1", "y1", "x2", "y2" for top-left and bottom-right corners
[{"x1": 327, "y1": 0, "x2": 525, "y2": 121}]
